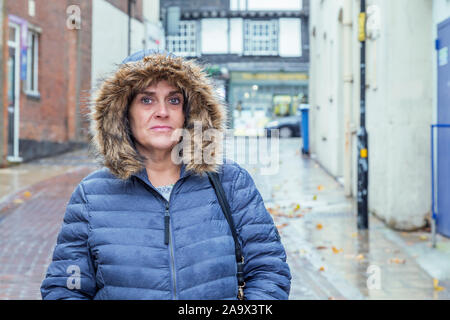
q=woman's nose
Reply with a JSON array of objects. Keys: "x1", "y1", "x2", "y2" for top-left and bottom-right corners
[{"x1": 155, "y1": 102, "x2": 169, "y2": 117}]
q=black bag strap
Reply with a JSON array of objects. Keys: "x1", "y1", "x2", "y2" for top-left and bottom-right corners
[{"x1": 206, "y1": 171, "x2": 245, "y2": 299}]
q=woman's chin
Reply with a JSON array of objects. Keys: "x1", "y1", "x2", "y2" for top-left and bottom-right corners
[{"x1": 145, "y1": 139, "x2": 178, "y2": 152}]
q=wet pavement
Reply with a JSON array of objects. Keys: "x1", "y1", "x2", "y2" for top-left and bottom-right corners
[
  {"x1": 239, "y1": 138, "x2": 450, "y2": 300},
  {"x1": 0, "y1": 139, "x2": 449, "y2": 299}
]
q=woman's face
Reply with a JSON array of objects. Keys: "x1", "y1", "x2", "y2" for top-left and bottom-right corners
[{"x1": 128, "y1": 80, "x2": 185, "y2": 154}]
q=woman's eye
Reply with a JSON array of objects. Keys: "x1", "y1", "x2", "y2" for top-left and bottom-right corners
[
  {"x1": 169, "y1": 97, "x2": 181, "y2": 105},
  {"x1": 141, "y1": 97, "x2": 152, "y2": 105}
]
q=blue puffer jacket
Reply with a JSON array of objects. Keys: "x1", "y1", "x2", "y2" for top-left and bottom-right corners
[
  {"x1": 40, "y1": 161, "x2": 291, "y2": 300},
  {"x1": 40, "y1": 50, "x2": 291, "y2": 299}
]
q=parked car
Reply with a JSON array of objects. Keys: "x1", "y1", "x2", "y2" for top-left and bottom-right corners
[{"x1": 264, "y1": 115, "x2": 302, "y2": 138}]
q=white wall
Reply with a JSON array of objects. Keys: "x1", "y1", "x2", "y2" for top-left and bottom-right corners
[
  {"x1": 279, "y1": 18, "x2": 302, "y2": 57},
  {"x1": 143, "y1": 0, "x2": 159, "y2": 24},
  {"x1": 91, "y1": 0, "x2": 146, "y2": 89},
  {"x1": 310, "y1": 0, "x2": 434, "y2": 230},
  {"x1": 309, "y1": 0, "x2": 344, "y2": 178},
  {"x1": 230, "y1": 18, "x2": 243, "y2": 54},
  {"x1": 201, "y1": 18, "x2": 228, "y2": 54},
  {"x1": 365, "y1": 0, "x2": 433, "y2": 230}
]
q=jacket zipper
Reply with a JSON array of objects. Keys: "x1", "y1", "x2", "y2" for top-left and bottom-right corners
[{"x1": 165, "y1": 201, "x2": 177, "y2": 300}]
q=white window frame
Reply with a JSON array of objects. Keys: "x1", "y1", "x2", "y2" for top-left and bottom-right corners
[
  {"x1": 243, "y1": 19, "x2": 278, "y2": 56},
  {"x1": 166, "y1": 20, "x2": 197, "y2": 57},
  {"x1": 25, "y1": 29, "x2": 39, "y2": 95}
]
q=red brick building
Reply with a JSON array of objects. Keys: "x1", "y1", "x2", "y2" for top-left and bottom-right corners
[{"x1": 0, "y1": 0, "x2": 148, "y2": 167}]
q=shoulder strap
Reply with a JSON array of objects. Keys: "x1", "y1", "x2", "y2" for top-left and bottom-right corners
[{"x1": 206, "y1": 171, "x2": 245, "y2": 295}]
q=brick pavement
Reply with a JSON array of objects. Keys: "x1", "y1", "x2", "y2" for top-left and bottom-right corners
[{"x1": 0, "y1": 167, "x2": 96, "y2": 300}]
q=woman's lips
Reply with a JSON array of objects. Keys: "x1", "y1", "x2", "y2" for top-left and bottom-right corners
[{"x1": 150, "y1": 126, "x2": 173, "y2": 132}]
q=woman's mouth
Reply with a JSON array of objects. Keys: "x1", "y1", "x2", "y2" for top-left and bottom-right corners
[{"x1": 150, "y1": 126, "x2": 173, "y2": 132}]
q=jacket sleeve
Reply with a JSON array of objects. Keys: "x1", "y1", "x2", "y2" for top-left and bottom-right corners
[
  {"x1": 40, "y1": 183, "x2": 97, "y2": 300},
  {"x1": 230, "y1": 167, "x2": 292, "y2": 300}
]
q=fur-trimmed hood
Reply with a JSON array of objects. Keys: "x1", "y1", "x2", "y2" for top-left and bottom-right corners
[{"x1": 89, "y1": 50, "x2": 226, "y2": 180}]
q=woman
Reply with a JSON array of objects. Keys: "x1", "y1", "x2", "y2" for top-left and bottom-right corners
[{"x1": 40, "y1": 50, "x2": 291, "y2": 300}]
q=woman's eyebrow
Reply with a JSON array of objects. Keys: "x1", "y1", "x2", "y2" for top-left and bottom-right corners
[{"x1": 138, "y1": 90, "x2": 182, "y2": 96}]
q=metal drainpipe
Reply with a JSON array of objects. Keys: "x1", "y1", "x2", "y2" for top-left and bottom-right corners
[{"x1": 128, "y1": 0, "x2": 135, "y2": 56}]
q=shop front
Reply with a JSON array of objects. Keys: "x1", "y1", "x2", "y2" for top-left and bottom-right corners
[{"x1": 228, "y1": 72, "x2": 308, "y2": 136}]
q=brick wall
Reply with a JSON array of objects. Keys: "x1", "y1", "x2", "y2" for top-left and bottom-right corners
[{"x1": 2, "y1": 0, "x2": 92, "y2": 164}]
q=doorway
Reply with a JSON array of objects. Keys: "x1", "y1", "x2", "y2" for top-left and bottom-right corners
[{"x1": 7, "y1": 23, "x2": 22, "y2": 162}]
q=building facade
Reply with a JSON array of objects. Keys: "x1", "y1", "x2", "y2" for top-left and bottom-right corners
[
  {"x1": 309, "y1": 0, "x2": 446, "y2": 232},
  {"x1": 91, "y1": 0, "x2": 164, "y2": 90},
  {"x1": 1, "y1": 0, "x2": 93, "y2": 166},
  {"x1": 160, "y1": 0, "x2": 309, "y2": 133},
  {"x1": 0, "y1": 0, "x2": 162, "y2": 167}
]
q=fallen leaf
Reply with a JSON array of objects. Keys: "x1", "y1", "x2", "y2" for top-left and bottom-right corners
[
  {"x1": 316, "y1": 246, "x2": 327, "y2": 250},
  {"x1": 351, "y1": 232, "x2": 358, "y2": 238},
  {"x1": 313, "y1": 195, "x2": 317, "y2": 201},
  {"x1": 276, "y1": 223, "x2": 289, "y2": 230},
  {"x1": 23, "y1": 191, "x2": 32, "y2": 198},
  {"x1": 318, "y1": 185, "x2": 324, "y2": 191},
  {"x1": 433, "y1": 279, "x2": 445, "y2": 292},
  {"x1": 332, "y1": 247, "x2": 343, "y2": 254},
  {"x1": 419, "y1": 235, "x2": 428, "y2": 241},
  {"x1": 13, "y1": 199, "x2": 24, "y2": 204},
  {"x1": 319, "y1": 266, "x2": 325, "y2": 272},
  {"x1": 388, "y1": 258, "x2": 406, "y2": 264},
  {"x1": 355, "y1": 254, "x2": 365, "y2": 261},
  {"x1": 293, "y1": 204, "x2": 301, "y2": 212},
  {"x1": 316, "y1": 223, "x2": 323, "y2": 230}
]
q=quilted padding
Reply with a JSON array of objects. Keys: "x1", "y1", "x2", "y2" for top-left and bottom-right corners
[{"x1": 40, "y1": 160, "x2": 291, "y2": 300}]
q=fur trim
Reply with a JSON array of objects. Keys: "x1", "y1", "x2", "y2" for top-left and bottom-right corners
[{"x1": 89, "y1": 53, "x2": 227, "y2": 180}]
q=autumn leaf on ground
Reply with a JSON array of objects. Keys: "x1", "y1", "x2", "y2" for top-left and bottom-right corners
[
  {"x1": 332, "y1": 247, "x2": 343, "y2": 254},
  {"x1": 293, "y1": 204, "x2": 301, "y2": 212},
  {"x1": 316, "y1": 223, "x2": 323, "y2": 230},
  {"x1": 388, "y1": 258, "x2": 406, "y2": 264},
  {"x1": 13, "y1": 199, "x2": 24, "y2": 204},
  {"x1": 433, "y1": 279, "x2": 445, "y2": 292},
  {"x1": 351, "y1": 232, "x2": 358, "y2": 238},
  {"x1": 319, "y1": 266, "x2": 325, "y2": 271},
  {"x1": 313, "y1": 195, "x2": 317, "y2": 201},
  {"x1": 355, "y1": 254, "x2": 365, "y2": 261},
  {"x1": 316, "y1": 246, "x2": 327, "y2": 250},
  {"x1": 23, "y1": 191, "x2": 32, "y2": 198},
  {"x1": 317, "y1": 185, "x2": 324, "y2": 191},
  {"x1": 276, "y1": 223, "x2": 289, "y2": 230},
  {"x1": 419, "y1": 235, "x2": 428, "y2": 241}
]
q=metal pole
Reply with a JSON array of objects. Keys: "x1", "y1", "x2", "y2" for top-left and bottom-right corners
[
  {"x1": 431, "y1": 125, "x2": 436, "y2": 248},
  {"x1": 357, "y1": 0, "x2": 369, "y2": 230},
  {"x1": 128, "y1": 0, "x2": 135, "y2": 56}
]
